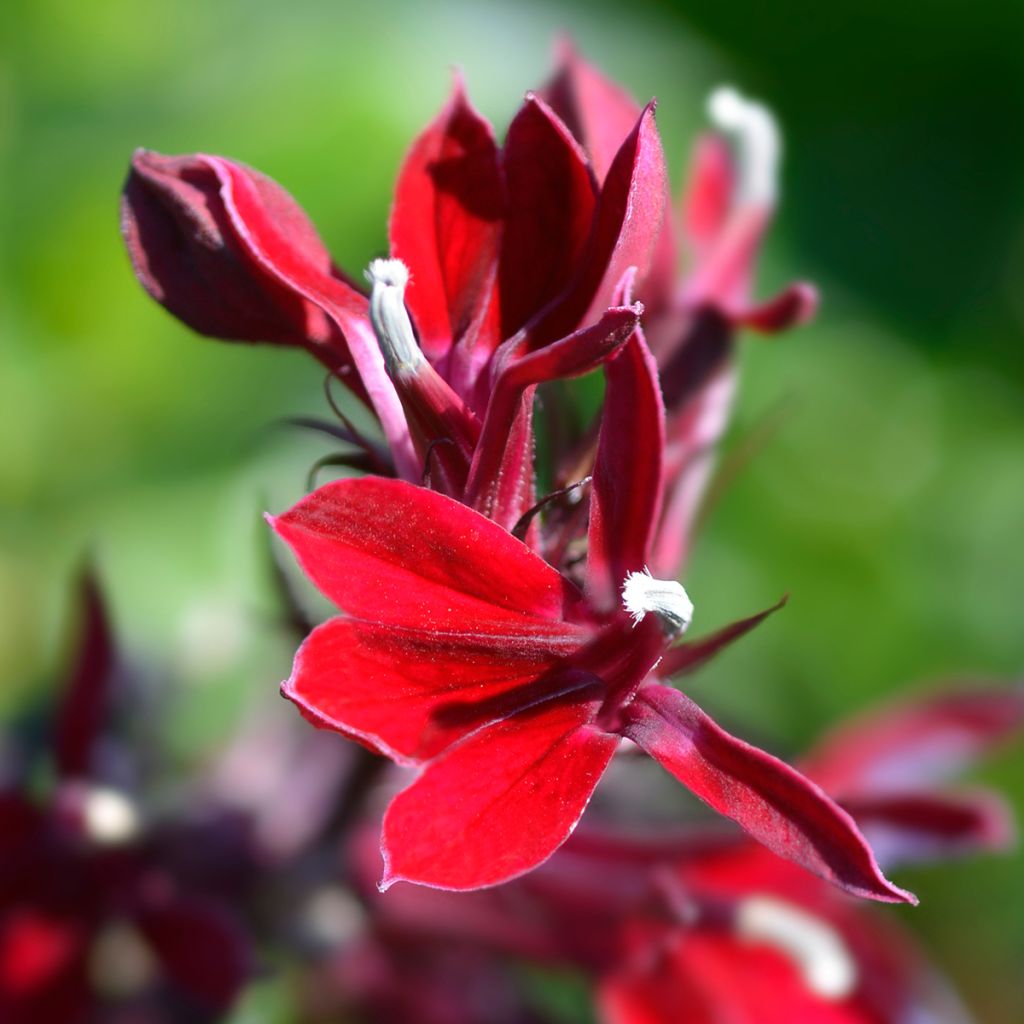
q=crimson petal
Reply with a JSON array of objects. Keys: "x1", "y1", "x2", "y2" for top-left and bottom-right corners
[
  {"x1": 390, "y1": 77, "x2": 504, "y2": 361},
  {"x1": 499, "y1": 94, "x2": 598, "y2": 340},
  {"x1": 282, "y1": 615, "x2": 586, "y2": 765},
  {"x1": 619, "y1": 684, "x2": 916, "y2": 904},
  {"x1": 658, "y1": 596, "x2": 788, "y2": 679},
  {"x1": 381, "y1": 685, "x2": 617, "y2": 890},
  {"x1": 843, "y1": 790, "x2": 1015, "y2": 868},
  {"x1": 53, "y1": 571, "x2": 113, "y2": 779},
  {"x1": 801, "y1": 685, "x2": 1024, "y2": 797},
  {"x1": 587, "y1": 325, "x2": 665, "y2": 610},
  {"x1": 540, "y1": 39, "x2": 643, "y2": 183},
  {"x1": 269, "y1": 476, "x2": 584, "y2": 628}
]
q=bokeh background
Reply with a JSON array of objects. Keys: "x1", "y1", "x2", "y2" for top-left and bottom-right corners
[{"x1": 2, "y1": 0, "x2": 1022, "y2": 1019}]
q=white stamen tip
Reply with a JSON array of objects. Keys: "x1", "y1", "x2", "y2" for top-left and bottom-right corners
[
  {"x1": 82, "y1": 786, "x2": 140, "y2": 845},
  {"x1": 736, "y1": 896, "x2": 857, "y2": 1000},
  {"x1": 707, "y1": 85, "x2": 780, "y2": 207},
  {"x1": 365, "y1": 257, "x2": 423, "y2": 375},
  {"x1": 621, "y1": 569, "x2": 694, "y2": 636}
]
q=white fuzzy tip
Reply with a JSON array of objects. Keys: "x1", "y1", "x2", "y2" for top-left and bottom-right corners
[
  {"x1": 736, "y1": 896, "x2": 857, "y2": 1000},
  {"x1": 621, "y1": 570, "x2": 694, "y2": 636},
  {"x1": 83, "y1": 786, "x2": 140, "y2": 845},
  {"x1": 365, "y1": 257, "x2": 423, "y2": 376},
  {"x1": 707, "y1": 86, "x2": 780, "y2": 207}
]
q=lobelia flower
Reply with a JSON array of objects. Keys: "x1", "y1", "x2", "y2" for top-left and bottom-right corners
[
  {"x1": 336, "y1": 684, "x2": 1022, "y2": 1023},
  {"x1": 268, "y1": 472, "x2": 912, "y2": 903},
  {"x1": 0, "y1": 573, "x2": 252, "y2": 1024},
  {"x1": 121, "y1": 63, "x2": 668, "y2": 528}
]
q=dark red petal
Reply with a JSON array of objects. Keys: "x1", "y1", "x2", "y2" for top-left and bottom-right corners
[
  {"x1": 658, "y1": 596, "x2": 788, "y2": 679},
  {"x1": 210, "y1": 157, "x2": 418, "y2": 478},
  {"x1": 587, "y1": 326, "x2": 665, "y2": 610},
  {"x1": 465, "y1": 305, "x2": 641, "y2": 528},
  {"x1": 282, "y1": 615, "x2": 587, "y2": 764},
  {"x1": 683, "y1": 134, "x2": 734, "y2": 256},
  {"x1": 735, "y1": 282, "x2": 819, "y2": 333},
  {"x1": 269, "y1": 476, "x2": 584, "y2": 627},
  {"x1": 122, "y1": 149, "x2": 343, "y2": 350},
  {"x1": 53, "y1": 570, "x2": 113, "y2": 779},
  {"x1": 136, "y1": 899, "x2": 250, "y2": 1012},
  {"x1": 499, "y1": 94, "x2": 598, "y2": 339},
  {"x1": 390, "y1": 77, "x2": 504, "y2": 360},
  {"x1": 619, "y1": 684, "x2": 916, "y2": 904},
  {"x1": 844, "y1": 790, "x2": 1016, "y2": 868},
  {"x1": 529, "y1": 104, "x2": 668, "y2": 349},
  {"x1": 381, "y1": 685, "x2": 617, "y2": 890},
  {"x1": 540, "y1": 39, "x2": 643, "y2": 183},
  {"x1": 801, "y1": 685, "x2": 1024, "y2": 797}
]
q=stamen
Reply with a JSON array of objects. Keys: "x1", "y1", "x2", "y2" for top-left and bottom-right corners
[
  {"x1": 621, "y1": 569, "x2": 694, "y2": 636},
  {"x1": 735, "y1": 896, "x2": 857, "y2": 1000},
  {"x1": 707, "y1": 86, "x2": 780, "y2": 207},
  {"x1": 365, "y1": 258, "x2": 425, "y2": 376}
]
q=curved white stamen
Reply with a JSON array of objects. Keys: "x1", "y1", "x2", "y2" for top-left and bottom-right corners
[
  {"x1": 621, "y1": 569, "x2": 694, "y2": 636},
  {"x1": 736, "y1": 896, "x2": 857, "y2": 1000},
  {"x1": 365, "y1": 257, "x2": 425, "y2": 376},
  {"x1": 82, "y1": 786, "x2": 140, "y2": 845},
  {"x1": 707, "y1": 86, "x2": 780, "y2": 208}
]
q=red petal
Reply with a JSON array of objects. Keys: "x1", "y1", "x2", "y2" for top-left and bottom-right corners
[
  {"x1": 465, "y1": 306, "x2": 641, "y2": 528},
  {"x1": 658, "y1": 596, "x2": 788, "y2": 679},
  {"x1": 587, "y1": 327, "x2": 665, "y2": 610},
  {"x1": 619, "y1": 685, "x2": 916, "y2": 904},
  {"x1": 381, "y1": 685, "x2": 617, "y2": 890},
  {"x1": 683, "y1": 135, "x2": 734, "y2": 257},
  {"x1": 540, "y1": 39, "x2": 643, "y2": 183},
  {"x1": 207, "y1": 157, "x2": 418, "y2": 479},
  {"x1": 390, "y1": 77, "x2": 504, "y2": 360},
  {"x1": 844, "y1": 790, "x2": 1015, "y2": 867},
  {"x1": 53, "y1": 570, "x2": 113, "y2": 779},
  {"x1": 283, "y1": 614, "x2": 587, "y2": 764},
  {"x1": 801, "y1": 685, "x2": 1024, "y2": 797},
  {"x1": 269, "y1": 476, "x2": 584, "y2": 627},
  {"x1": 735, "y1": 282, "x2": 819, "y2": 333},
  {"x1": 499, "y1": 94, "x2": 598, "y2": 339},
  {"x1": 530, "y1": 104, "x2": 668, "y2": 348}
]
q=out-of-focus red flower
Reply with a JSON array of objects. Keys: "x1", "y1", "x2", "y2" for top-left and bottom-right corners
[
  {"x1": 0, "y1": 574, "x2": 251, "y2": 1024},
  {"x1": 269, "y1": 475, "x2": 910, "y2": 903},
  {"x1": 338, "y1": 684, "x2": 1021, "y2": 1024}
]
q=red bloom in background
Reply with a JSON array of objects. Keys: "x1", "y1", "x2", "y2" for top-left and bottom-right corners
[
  {"x1": 335, "y1": 685, "x2": 1022, "y2": 1024},
  {"x1": 269, "y1": 474, "x2": 911, "y2": 903},
  {"x1": 0, "y1": 574, "x2": 250, "y2": 1024}
]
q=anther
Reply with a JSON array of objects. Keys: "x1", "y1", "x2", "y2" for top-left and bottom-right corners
[
  {"x1": 621, "y1": 569, "x2": 694, "y2": 637},
  {"x1": 365, "y1": 258, "x2": 425, "y2": 376},
  {"x1": 707, "y1": 86, "x2": 780, "y2": 208},
  {"x1": 735, "y1": 896, "x2": 857, "y2": 1000}
]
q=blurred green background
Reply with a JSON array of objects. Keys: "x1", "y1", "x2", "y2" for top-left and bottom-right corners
[{"x1": 2, "y1": 0, "x2": 1022, "y2": 1019}]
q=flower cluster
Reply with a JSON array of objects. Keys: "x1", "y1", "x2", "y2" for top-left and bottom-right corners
[{"x1": 114, "y1": 40, "x2": 1023, "y2": 1021}]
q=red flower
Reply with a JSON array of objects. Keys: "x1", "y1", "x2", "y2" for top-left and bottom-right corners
[
  {"x1": 121, "y1": 68, "x2": 667, "y2": 525},
  {"x1": 270, "y1": 475, "x2": 911, "y2": 902},
  {"x1": 0, "y1": 574, "x2": 251, "y2": 1024}
]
